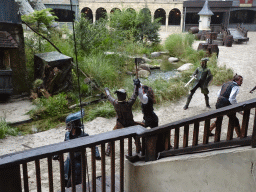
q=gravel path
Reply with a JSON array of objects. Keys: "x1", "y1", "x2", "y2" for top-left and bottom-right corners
[{"x1": 1, "y1": 32, "x2": 256, "y2": 191}]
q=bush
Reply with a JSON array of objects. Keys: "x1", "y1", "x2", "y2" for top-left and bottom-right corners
[
  {"x1": 86, "y1": 102, "x2": 116, "y2": 121},
  {"x1": 0, "y1": 118, "x2": 18, "y2": 139},
  {"x1": 29, "y1": 93, "x2": 69, "y2": 119},
  {"x1": 165, "y1": 33, "x2": 195, "y2": 57}
]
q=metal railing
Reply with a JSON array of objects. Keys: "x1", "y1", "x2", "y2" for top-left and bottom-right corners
[{"x1": 1, "y1": 98, "x2": 256, "y2": 191}]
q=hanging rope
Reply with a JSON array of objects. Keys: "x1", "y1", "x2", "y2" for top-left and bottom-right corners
[{"x1": 70, "y1": 1, "x2": 91, "y2": 191}]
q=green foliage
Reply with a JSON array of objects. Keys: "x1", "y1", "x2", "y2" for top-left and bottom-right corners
[
  {"x1": 86, "y1": 102, "x2": 116, "y2": 121},
  {"x1": 165, "y1": 33, "x2": 195, "y2": 57},
  {"x1": 29, "y1": 93, "x2": 69, "y2": 119},
  {"x1": 74, "y1": 16, "x2": 112, "y2": 54},
  {"x1": 79, "y1": 53, "x2": 126, "y2": 88},
  {"x1": 21, "y1": 8, "x2": 58, "y2": 32},
  {"x1": 109, "y1": 8, "x2": 161, "y2": 44},
  {"x1": 0, "y1": 118, "x2": 18, "y2": 139}
]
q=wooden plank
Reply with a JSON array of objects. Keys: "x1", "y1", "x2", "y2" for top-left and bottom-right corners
[
  {"x1": 215, "y1": 116, "x2": 223, "y2": 142},
  {"x1": 241, "y1": 109, "x2": 250, "y2": 138},
  {"x1": 174, "y1": 127, "x2": 179, "y2": 149},
  {"x1": 81, "y1": 148, "x2": 86, "y2": 192},
  {"x1": 120, "y1": 139, "x2": 124, "y2": 192},
  {"x1": 47, "y1": 157, "x2": 53, "y2": 192},
  {"x1": 70, "y1": 152, "x2": 76, "y2": 192},
  {"x1": 59, "y1": 154, "x2": 65, "y2": 192},
  {"x1": 145, "y1": 135, "x2": 158, "y2": 162},
  {"x1": 91, "y1": 147, "x2": 96, "y2": 192},
  {"x1": 159, "y1": 136, "x2": 252, "y2": 158},
  {"x1": 22, "y1": 163, "x2": 29, "y2": 192},
  {"x1": 251, "y1": 109, "x2": 256, "y2": 147},
  {"x1": 110, "y1": 141, "x2": 115, "y2": 192},
  {"x1": 192, "y1": 121, "x2": 199, "y2": 146},
  {"x1": 101, "y1": 143, "x2": 106, "y2": 192},
  {"x1": 183, "y1": 124, "x2": 189, "y2": 148},
  {"x1": 203, "y1": 119, "x2": 210, "y2": 144},
  {"x1": 226, "y1": 117, "x2": 234, "y2": 140},
  {"x1": 35, "y1": 159, "x2": 42, "y2": 192}
]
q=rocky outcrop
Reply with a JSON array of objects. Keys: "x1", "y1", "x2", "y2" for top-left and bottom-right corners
[{"x1": 177, "y1": 63, "x2": 193, "y2": 72}]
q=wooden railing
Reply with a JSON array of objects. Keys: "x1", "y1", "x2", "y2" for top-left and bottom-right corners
[{"x1": 1, "y1": 98, "x2": 256, "y2": 192}]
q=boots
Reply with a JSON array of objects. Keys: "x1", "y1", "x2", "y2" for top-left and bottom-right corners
[
  {"x1": 184, "y1": 93, "x2": 193, "y2": 110},
  {"x1": 205, "y1": 94, "x2": 211, "y2": 108},
  {"x1": 209, "y1": 121, "x2": 216, "y2": 136}
]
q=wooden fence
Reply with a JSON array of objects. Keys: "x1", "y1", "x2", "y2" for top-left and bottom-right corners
[{"x1": 1, "y1": 98, "x2": 256, "y2": 192}]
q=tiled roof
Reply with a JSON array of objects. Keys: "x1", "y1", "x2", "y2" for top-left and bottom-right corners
[{"x1": 0, "y1": 31, "x2": 18, "y2": 48}]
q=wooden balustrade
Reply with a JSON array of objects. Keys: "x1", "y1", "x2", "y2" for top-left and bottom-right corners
[{"x1": 1, "y1": 98, "x2": 256, "y2": 191}]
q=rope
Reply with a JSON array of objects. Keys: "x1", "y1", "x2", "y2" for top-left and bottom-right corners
[{"x1": 69, "y1": 1, "x2": 91, "y2": 191}]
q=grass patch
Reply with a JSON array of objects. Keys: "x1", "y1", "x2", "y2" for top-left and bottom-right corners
[{"x1": 0, "y1": 118, "x2": 19, "y2": 139}]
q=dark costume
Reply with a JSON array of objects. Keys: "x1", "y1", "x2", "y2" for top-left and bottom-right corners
[
  {"x1": 105, "y1": 86, "x2": 143, "y2": 155},
  {"x1": 141, "y1": 97, "x2": 158, "y2": 128},
  {"x1": 209, "y1": 80, "x2": 241, "y2": 137},
  {"x1": 54, "y1": 110, "x2": 101, "y2": 188},
  {"x1": 184, "y1": 58, "x2": 213, "y2": 110},
  {"x1": 106, "y1": 87, "x2": 143, "y2": 130}
]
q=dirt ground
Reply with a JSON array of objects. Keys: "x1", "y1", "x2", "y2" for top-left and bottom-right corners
[{"x1": 1, "y1": 32, "x2": 256, "y2": 191}]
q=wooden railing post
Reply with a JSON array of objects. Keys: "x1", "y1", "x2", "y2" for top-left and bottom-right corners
[
  {"x1": 251, "y1": 108, "x2": 256, "y2": 147},
  {"x1": 0, "y1": 165, "x2": 22, "y2": 192},
  {"x1": 145, "y1": 134, "x2": 158, "y2": 162}
]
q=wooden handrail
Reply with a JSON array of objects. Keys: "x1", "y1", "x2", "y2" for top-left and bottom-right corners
[{"x1": 1, "y1": 98, "x2": 256, "y2": 191}]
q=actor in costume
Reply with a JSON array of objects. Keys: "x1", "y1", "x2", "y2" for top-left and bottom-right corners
[
  {"x1": 209, "y1": 74, "x2": 243, "y2": 137},
  {"x1": 184, "y1": 58, "x2": 213, "y2": 110},
  {"x1": 104, "y1": 79, "x2": 143, "y2": 155},
  {"x1": 138, "y1": 83, "x2": 158, "y2": 128},
  {"x1": 53, "y1": 110, "x2": 101, "y2": 188}
]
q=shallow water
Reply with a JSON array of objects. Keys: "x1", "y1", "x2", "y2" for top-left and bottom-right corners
[{"x1": 145, "y1": 69, "x2": 179, "y2": 81}]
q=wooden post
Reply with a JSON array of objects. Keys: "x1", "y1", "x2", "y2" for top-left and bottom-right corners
[
  {"x1": 0, "y1": 165, "x2": 22, "y2": 192},
  {"x1": 251, "y1": 108, "x2": 256, "y2": 147},
  {"x1": 145, "y1": 134, "x2": 158, "y2": 162}
]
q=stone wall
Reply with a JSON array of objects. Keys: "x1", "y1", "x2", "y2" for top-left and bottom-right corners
[{"x1": 125, "y1": 146, "x2": 256, "y2": 192}]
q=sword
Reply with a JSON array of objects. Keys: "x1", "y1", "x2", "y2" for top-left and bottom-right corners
[{"x1": 185, "y1": 75, "x2": 196, "y2": 87}]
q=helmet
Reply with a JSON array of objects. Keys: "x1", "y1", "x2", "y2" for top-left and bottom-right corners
[{"x1": 65, "y1": 109, "x2": 85, "y2": 124}]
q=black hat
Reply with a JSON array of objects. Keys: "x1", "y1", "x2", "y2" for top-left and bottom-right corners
[{"x1": 114, "y1": 89, "x2": 126, "y2": 94}]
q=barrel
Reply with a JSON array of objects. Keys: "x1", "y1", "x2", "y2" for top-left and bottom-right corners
[
  {"x1": 208, "y1": 44, "x2": 219, "y2": 57},
  {"x1": 224, "y1": 35, "x2": 233, "y2": 47},
  {"x1": 188, "y1": 27, "x2": 199, "y2": 34},
  {"x1": 197, "y1": 43, "x2": 208, "y2": 51}
]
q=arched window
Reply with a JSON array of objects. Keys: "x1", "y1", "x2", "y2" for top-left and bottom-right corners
[
  {"x1": 81, "y1": 7, "x2": 93, "y2": 23},
  {"x1": 154, "y1": 8, "x2": 166, "y2": 25},
  {"x1": 96, "y1": 7, "x2": 107, "y2": 21},
  {"x1": 110, "y1": 8, "x2": 121, "y2": 14},
  {"x1": 168, "y1": 8, "x2": 181, "y2": 25}
]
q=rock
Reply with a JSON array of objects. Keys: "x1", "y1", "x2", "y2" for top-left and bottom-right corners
[
  {"x1": 138, "y1": 69, "x2": 150, "y2": 78},
  {"x1": 177, "y1": 63, "x2": 193, "y2": 72},
  {"x1": 139, "y1": 64, "x2": 151, "y2": 71},
  {"x1": 142, "y1": 56, "x2": 152, "y2": 63},
  {"x1": 168, "y1": 57, "x2": 179, "y2": 63},
  {"x1": 150, "y1": 65, "x2": 161, "y2": 69},
  {"x1": 151, "y1": 52, "x2": 161, "y2": 58},
  {"x1": 160, "y1": 51, "x2": 169, "y2": 55}
]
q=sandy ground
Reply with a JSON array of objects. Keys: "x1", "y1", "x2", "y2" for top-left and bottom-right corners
[{"x1": 1, "y1": 32, "x2": 256, "y2": 191}]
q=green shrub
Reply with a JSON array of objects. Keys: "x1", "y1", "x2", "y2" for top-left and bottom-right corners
[
  {"x1": 86, "y1": 102, "x2": 116, "y2": 121},
  {"x1": 0, "y1": 118, "x2": 18, "y2": 139},
  {"x1": 29, "y1": 93, "x2": 69, "y2": 119},
  {"x1": 165, "y1": 33, "x2": 195, "y2": 58}
]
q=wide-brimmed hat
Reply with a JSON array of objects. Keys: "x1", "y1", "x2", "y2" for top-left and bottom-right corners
[
  {"x1": 201, "y1": 57, "x2": 209, "y2": 61},
  {"x1": 114, "y1": 89, "x2": 126, "y2": 94}
]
